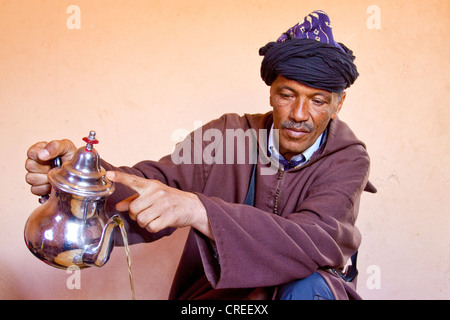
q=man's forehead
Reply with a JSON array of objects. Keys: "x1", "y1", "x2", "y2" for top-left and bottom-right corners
[{"x1": 272, "y1": 76, "x2": 334, "y2": 96}]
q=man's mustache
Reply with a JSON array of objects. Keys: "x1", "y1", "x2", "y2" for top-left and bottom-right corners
[{"x1": 281, "y1": 121, "x2": 313, "y2": 132}]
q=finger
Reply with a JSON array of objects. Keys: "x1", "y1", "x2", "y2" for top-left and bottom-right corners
[
  {"x1": 137, "y1": 210, "x2": 161, "y2": 230},
  {"x1": 106, "y1": 171, "x2": 149, "y2": 194},
  {"x1": 25, "y1": 158, "x2": 52, "y2": 174},
  {"x1": 25, "y1": 168, "x2": 52, "y2": 196},
  {"x1": 146, "y1": 217, "x2": 164, "y2": 233},
  {"x1": 27, "y1": 140, "x2": 76, "y2": 168},
  {"x1": 27, "y1": 141, "x2": 48, "y2": 163},
  {"x1": 40, "y1": 139, "x2": 77, "y2": 162},
  {"x1": 30, "y1": 184, "x2": 51, "y2": 196},
  {"x1": 115, "y1": 193, "x2": 139, "y2": 214},
  {"x1": 25, "y1": 172, "x2": 49, "y2": 186},
  {"x1": 136, "y1": 197, "x2": 175, "y2": 232},
  {"x1": 128, "y1": 196, "x2": 160, "y2": 227}
]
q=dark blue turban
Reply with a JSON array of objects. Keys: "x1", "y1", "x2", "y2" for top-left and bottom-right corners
[{"x1": 259, "y1": 10, "x2": 359, "y2": 93}]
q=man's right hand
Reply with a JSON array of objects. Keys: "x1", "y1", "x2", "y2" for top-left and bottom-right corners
[{"x1": 25, "y1": 139, "x2": 77, "y2": 196}]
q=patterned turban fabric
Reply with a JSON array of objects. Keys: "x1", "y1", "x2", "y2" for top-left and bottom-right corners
[{"x1": 259, "y1": 10, "x2": 359, "y2": 93}]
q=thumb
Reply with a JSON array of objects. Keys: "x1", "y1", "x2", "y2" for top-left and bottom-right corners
[
  {"x1": 106, "y1": 171, "x2": 147, "y2": 194},
  {"x1": 38, "y1": 139, "x2": 77, "y2": 162}
]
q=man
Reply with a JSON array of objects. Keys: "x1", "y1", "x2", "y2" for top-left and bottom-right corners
[{"x1": 25, "y1": 11, "x2": 375, "y2": 300}]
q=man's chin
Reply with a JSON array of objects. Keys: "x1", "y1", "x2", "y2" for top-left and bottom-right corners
[{"x1": 279, "y1": 144, "x2": 309, "y2": 158}]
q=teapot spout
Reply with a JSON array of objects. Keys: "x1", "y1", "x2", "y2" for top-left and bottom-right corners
[{"x1": 81, "y1": 214, "x2": 122, "y2": 267}]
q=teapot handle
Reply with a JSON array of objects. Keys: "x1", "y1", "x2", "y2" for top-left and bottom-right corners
[{"x1": 38, "y1": 156, "x2": 62, "y2": 204}]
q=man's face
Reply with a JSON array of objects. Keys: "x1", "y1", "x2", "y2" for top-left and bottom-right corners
[{"x1": 270, "y1": 76, "x2": 345, "y2": 160}]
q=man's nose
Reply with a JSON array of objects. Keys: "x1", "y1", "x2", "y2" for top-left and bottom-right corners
[{"x1": 290, "y1": 99, "x2": 309, "y2": 122}]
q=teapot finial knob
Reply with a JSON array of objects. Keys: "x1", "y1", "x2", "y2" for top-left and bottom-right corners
[{"x1": 82, "y1": 131, "x2": 99, "y2": 151}]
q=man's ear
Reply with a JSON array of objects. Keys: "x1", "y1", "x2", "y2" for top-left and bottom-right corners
[{"x1": 331, "y1": 91, "x2": 346, "y2": 119}]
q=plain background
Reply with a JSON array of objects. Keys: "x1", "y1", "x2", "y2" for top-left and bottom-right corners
[{"x1": 0, "y1": 0, "x2": 448, "y2": 299}]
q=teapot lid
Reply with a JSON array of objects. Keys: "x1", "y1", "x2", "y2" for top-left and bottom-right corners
[{"x1": 48, "y1": 131, "x2": 115, "y2": 198}]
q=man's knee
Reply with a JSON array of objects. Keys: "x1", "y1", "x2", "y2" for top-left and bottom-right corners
[{"x1": 277, "y1": 272, "x2": 335, "y2": 300}]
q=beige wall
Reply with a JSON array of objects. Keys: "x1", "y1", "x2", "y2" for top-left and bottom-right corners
[{"x1": 0, "y1": 0, "x2": 448, "y2": 300}]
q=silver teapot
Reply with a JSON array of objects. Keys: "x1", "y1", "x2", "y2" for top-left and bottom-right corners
[{"x1": 24, "y1": 131, "x2": 121, "y2": 269}]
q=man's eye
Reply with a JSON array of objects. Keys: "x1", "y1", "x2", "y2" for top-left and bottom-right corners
[
  {"x1": 312, "y1": 99, "x2": 325, "y2": 106},
  {"x1": 281, "y1": 93, "x2": 293, "y2": 99}
]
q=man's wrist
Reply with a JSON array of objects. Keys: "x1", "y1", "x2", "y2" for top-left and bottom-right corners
[{"x1": 189, "y1": 194, "x2": 214, "y2": 241}]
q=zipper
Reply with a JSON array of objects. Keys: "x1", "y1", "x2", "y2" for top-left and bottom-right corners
[{"x1": 273, "y1": 169, "x2": 285, "y2": 215}]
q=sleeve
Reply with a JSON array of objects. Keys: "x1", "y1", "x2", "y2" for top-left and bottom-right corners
[
  {"x1": 100, "y1": 114, "x2": 242, "y2": 245},
  {"x1": 100, "y1": 141, "x2": 209, "y2": 245},
  {"x1": 193, "y1": 145, "x2": 371, "y2": 289}
]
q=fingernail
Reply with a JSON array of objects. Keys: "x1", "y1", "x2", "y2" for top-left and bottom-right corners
[{"x1": 38, "y1": 149, "x2": 50, "y2": 160}]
